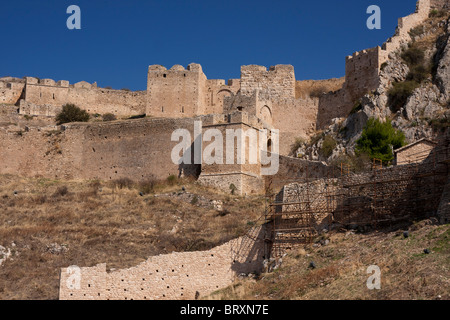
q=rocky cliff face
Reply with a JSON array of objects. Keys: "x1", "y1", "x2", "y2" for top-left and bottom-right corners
[{"x1": 298, "y1": 14, "x2": 450, "y2": 163}]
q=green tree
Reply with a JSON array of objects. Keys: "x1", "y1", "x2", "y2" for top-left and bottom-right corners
[
  {"x1": 356, "y1": 118, "x2": 407, "y2": 164},
  {"x1": 56, "y1": 104, "x2": 90, "y2": 125}
]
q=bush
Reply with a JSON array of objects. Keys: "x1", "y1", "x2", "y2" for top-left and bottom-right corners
[
  {"x1": 429, "y1": 9, "x2": 445, "y2": 18},
  {"x1": 356, "y1": 118, "x2": 407, "y2": 164},
  {"x1": 102, "y1": 113, "x2": 117, "y2": 122},
  {"x1": 320, "y1": 135, "x2": 337, "y2": 158},
  {"x1": 167, "y1": 175, "x2": 177, "y2": 185},
  {"x1": 128, "y1": 114, "x2": 147, "y2": 120},
  {"x1": 309, "y1": 132, "x2": 325, "y2": 147},
  {"x1": 388, "y1": 81, "x2": 420, "y2": 112},
  {"x1": 401, "y1": 46, "x2": 425, "y2": 67},
  {"x1": 406, "y1": 64, "x2": 430, "y2": 83},
  {"x1": 429, "y1": 117, "x2": 450, "y2": 132},
  {"x1": 290, "y1": 137, "x2": 305, "y2": 156},
  {"x1": 53, "y1": 186, "x2": 69, "y2": 197},
  {"x1": 229, "y1": 184, "x2": 237, "y2": 195},
  {"x1": 408, "y1": 25, "x2": 425, "y2": 38},
  {"x1": 56, "y1": 104, "x2": 90, "y2": 125},
  {"x1": 330, "y1": 153, "x2": 372, "y2": 174},
  {"x1": 138, "y1": 177, "x2": 156, "y2": 195},
  {"x1": 190, "y1": 195, "x2": 198, "y2": 205},
  {"x1": 309, "y1": 86, "x2": 328, "y2": 98},
  {"x1": 111, "y1": 178, "x2": 134, "y2": 190}
]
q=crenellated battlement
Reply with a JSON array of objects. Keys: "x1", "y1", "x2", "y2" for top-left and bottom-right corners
[
  {"x1": 240, "y1": 64, "x2": 296, "y2": 100},
  {"x1": 20, "y1": 77, "x2": 146, "y2": 117}
]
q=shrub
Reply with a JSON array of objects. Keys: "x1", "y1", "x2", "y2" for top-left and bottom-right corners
[
  {"x1": 408, "y1": 25, "x2": 425, "y2": 38},
  {"x1": 388, "y1": 81, "x2": 420, "y2": 112},
  {"x1": 309, "y1": 86, "x2": 328, "y2": 98},
  {"x1": 309, "y1": 132, "x2": 325, "y2": 147},
  {"x1": 429, "y1": 9, "x2": 445, "y2": 18},
  {"x1": 290, "y1": 137, "x2": 305, "y2": 156},
  {"x1": 331, "y1": 153, "x2": 372, "y2": 174},
  {"x1": 128, "y1": 114, "x2": 147, "y2": 120},
  {"x1": 111, "y1": 178, "x2": 134, "y2": 190},
  {"x1": 55, "y1": 104, "x2": 90, "y2": 125},
  {"x1": 53, "y1": 186, "x2": 69, "y2": 197},
  {"x1": 429, "y1": 117, "x2": 450, "y2": 132},
  {"x1": 138, "y1": 177, "x2": 156, "y2": 195},
  {"x1": 229, "y1": 183, "x2": 237, "y2": 195},
  {"x1": 167, "y1": 175, "x2": 177, "y2": 185},
  {"x1": 356, "y1": 118, "x2": 407, "y2": 164},
  {"x1": 320, "y1": 135, "x2": 337, "y2": 158},
  {"x1": 406, "y1": 64, "x2": 430, "y2": 83},
  {"x1": 190, "y1": 195, "x2": 198, "y2": 205},
  {"x1": 102, "y1": 113, "x2": 117, "y2": 122}
]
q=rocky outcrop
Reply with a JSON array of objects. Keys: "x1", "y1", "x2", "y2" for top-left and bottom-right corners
[
  {"x1": 436, "y1": 22, "x2": 450, "y2": 97},
  {"x1": 297, "y1": 15, "x2": 450, "y2": 162}
]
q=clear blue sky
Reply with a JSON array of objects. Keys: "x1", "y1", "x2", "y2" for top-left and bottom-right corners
[{"x1": 0, "y1": 0, "x2": 419, "y2": 91}]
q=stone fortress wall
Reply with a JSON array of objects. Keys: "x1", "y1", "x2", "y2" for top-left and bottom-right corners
[
  {"x1": 0, "y1": 77, "x2": 25, "y2": 105},
  {"x1": 20, "y1": 77, "x2": 147, "y2": 117},
  {"x1": 0, "y1": 110, "x2": 267, "y2": 195},
  {"x1": 0, "y1": 0, "x2": 436, "y2": 150},
  {"x1": 0, "y1": 0, "x2": 440, "y2": 133},
  {"x1": 0, "y1": 0, "x2": 446, "y2": 300},
  {"x1": 316, "y1": 0, "x2": 434, "y2": 129}
]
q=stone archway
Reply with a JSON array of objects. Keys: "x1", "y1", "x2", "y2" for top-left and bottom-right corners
[
  {"x1": 216, "y1": 89, "x2": 235, "y2": 113},
  {"x1": 259, "y1": 105, "x2": 272, "y2": 125}
]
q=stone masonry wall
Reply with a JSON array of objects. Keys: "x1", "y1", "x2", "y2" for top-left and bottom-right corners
[
  {"x1": 395, "y1": 140, "x2": 437, "y2": 165},
  {"x1": 437, "y1": 174, "x2": 450, "y2": 224},
  {"x1": 344, "y1": 47, "x2": 383, "y2": 102},
  {"x1": 23, "y1": 77, "x2": 147, "y2": 117},
  {"x1": 316, "y1": 88, "x2": 349, "y2": 129},
  {"x1": 0, "y1": 112, "x2": 268, "y2": 194},
  {"x1": 59, "y1": 227, "x2": 266, "y2": 300},
  {"x1": 240, "y1": 65, "x2": 295, "y2": 100},
  {"x1": 265, "y1": 155, "x2": 330, "y2": 193},
  {"x1": 0, "y1": 117, "x2": 195, "y2": 181},
  {"x1": 146, "y1": 64, "x2": 206, "y2": 118},
  {"x1": 0, "y1": 79, "x2": 25, "y2": 105},
  {"x1": 273, "y1": 156, "x2": 448, "y2": 257},
  {"x1": 197, "y1": 112, "x2": 267, "y2": 195}
]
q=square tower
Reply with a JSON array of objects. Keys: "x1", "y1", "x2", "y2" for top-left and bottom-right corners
[{"x1": 146, "y1": 63, "x2": 207, "y2": 118}]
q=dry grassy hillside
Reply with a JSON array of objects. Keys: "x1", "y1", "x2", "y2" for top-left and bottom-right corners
[{"x1": 0, "y1": 174, "x2": 265, "y2": 300}]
